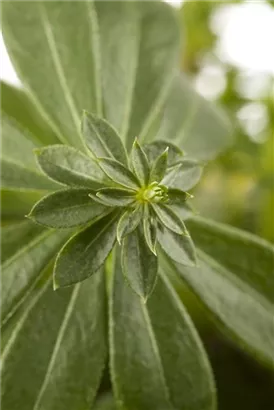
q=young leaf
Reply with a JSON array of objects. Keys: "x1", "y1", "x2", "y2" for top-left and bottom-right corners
[
  {"x1": 116, "y1": 206, "x2": 142, "y2": 244},
  {"x1": 96, "y1": 188, "x2": 136, "y2": 207},
  {"x1": 143, "y1": 204, "x2": 157, "y2": 255},
  {"x1": 144, "y1": 140, "x2": 183, "y2": 166},
  {"x1": 110, "y1": 252, "x2": 216, "y2": 410},
  {"x1": 149, "y1": 148, "x2": 169, "y2": 183},
  {"x1": 54, "y1": 212, "x2": 119, "y2": 288},
  {"x1": 122, "y1": 228, "x2": 158, "y2": 301},
  {"x1": 162, "y1": 159, "x2": 203, "y2": 191},
  {"x1": 151, "y1": 203, "x2": 188, "y2": 235},
  {"x1": 157, "y1": 224, "x2": 197, "y2": 267},
  {"x1": 81, "y1": 111, "x2": 128, "y2": 165},
  {"x1": 167, "y1": 188, "x2": 191, "y2": 204},
  {"x1": 28, "y1": 189, "x2": 109, "y2": 228},
  {"x1": 98, "y1": 157, "x2": 140, "y2": 189},
  {"x1": 1, "y1": 273, "x2": 107, "y2": 410},
  {"x1": 35, "y1": 145, "x2": 108, "y2": 189},
  {"x1": 131, "y1": 138, "x2": 150, "y2": 185}
]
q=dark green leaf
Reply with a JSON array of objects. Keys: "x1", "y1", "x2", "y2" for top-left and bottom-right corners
[
  {"x1": 54, "y1": 212, "x2": 118, "y2": 288},
  {"x1": 81, "y1": 111, "x2": 128, "y2": 165},
  {"x1": 149, "y1": 148, "x2": 169, "y2": 183},
  {"x1": 157, "y1": 224, "x2": 197, "y2": 267},
  {"x1": 143, "y1": 204, "x2": 157, "y2": 255},
  {"x1": 110, "y1": 253, "x2": 216, "y2": 410},
  {"x1": 2, "y1": 273, "x2": 107, "y2": 410},
  {"x1": 167, "y1": 188, "x2": 191, "y2": 204},
  {"x1": 169, "y1": 201, "x2": 194, "y2": 221},
  {"x1": 144, "y1": 140, "x2": 183, "y2": 167},
  {"x1": 152, "y1": 203, "x2": 187, "y2": 235},
  {"x1": 98, "y1": 157, "x2": 140, "y2": 189},
  {"x1": 163, "y1": 159, "x2": 203, "y2": 191},
  {"x1": 35, "y1": 145, "x2": 108, "y2": 189},
  {"x1": 96, "y1": 188, "x2": 136, "y2": 207},
  {"x1": 116, "y1": 206, "x2": 142, "y2": 244},
  {"x1": 131, "y1": 138, "x2": 150, "y2": 185},
  {"x1": 28, "y1": 189, "x2": 108, "y2": 228},
  {"x1": 1, "y1": 190, "x2": 44, "y2": 222},
  {"x1": 122, "y1": 228, "x2": 158, "y2": 300}
]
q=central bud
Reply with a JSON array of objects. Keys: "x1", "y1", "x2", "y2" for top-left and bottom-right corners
[{"x1": 136, "y1": 182, "x2": 168, "y2": 204}]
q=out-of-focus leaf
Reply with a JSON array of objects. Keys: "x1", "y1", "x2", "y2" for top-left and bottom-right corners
[{"x1": 1, "y1": 190, "x2": 43, "y2": 222}]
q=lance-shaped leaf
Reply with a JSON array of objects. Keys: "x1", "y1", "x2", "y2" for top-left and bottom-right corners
[
  {"x1": 54, "y1": 212, "x2": 118, "y2": 288},
  {"x1": 156, "y1": 73, "x2": 233, "y2": 160},
  {"x1": 167, "y1": 188, "x2": 191, "y2": 204},
  {"x1": 122, "y1": 228, "x2": 158, "y2": 300},
  {"x1": 157, "y1": 224, "x2": 197, "y2": 267},
  {"x1": 110, "y1": 253, "x2": 216, "y2": 410},
  {"x1": 163, "y1": 159, "x2": 203, "y2": 191},
  {"x1": 1, "y1": 272, "x2": 107, "y2": 410},
  {"x1": 96, "y1": 1, "x2": 180, "y2": 146},
  {"x1": 131, "y1": 138, "x2": 150, "y2": 185},
  {"x1": 95, "y1": 188, "x2": 136, "y2": 207},
  {"x1": 35, "y1": 145, "x2": 108, "y2": 189},
  {"x1": 98, "y1": 157, "x2": 140, "y2": 190},
  {"x1": 144, "y1": 140, "x2": 183, "y2": 167},
  {"x1": 81, "y1": 111, "x2": 128, "y2": 166},
  {"x1": 28, "y1": 189, "x2": 108, "y2": 228},
  {"x1": 169, "y1": 201, "x2": 194, "y2": 221},
  {"x1": 116, "y1": 206, "x2": 142, "y2": 244},
  {"x1": 1, "y1": 221, "x2": 70, "y2": 325},
  {"x1": 1, "y1": 114, "x2": 59, "y2": 191},
  {"x1": 2, "y1": 1, "x2": 102, "y2": 147},
  {"x1": 143, "y1": 204, "x2": 157, "y2": 255},
  {"x1": 149, "y1": 148, "x2": 169, "y2": 183},
  {"x1": 151, "y1": 203, "x2": 187, "y2": 235}
]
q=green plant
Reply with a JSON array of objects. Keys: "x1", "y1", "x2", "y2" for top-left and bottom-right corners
[{"x1": 1, "y1": 2, "x2": 273, "y2": 410}]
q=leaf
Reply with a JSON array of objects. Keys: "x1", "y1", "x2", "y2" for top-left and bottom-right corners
[
  {"x1": 1, "y1": 114, "x2": 59, "y2": 191},
  {"x1": 151, "y1": 203, "x2": 187, "y2": 235},
  {"x1": 96, "y1": 188, "x2": 136, "y2": 207},
  {"x1": 2, "y1": 1, "x2": 102, "y2": 147},
  {"x1": 156, "y1": 73, "x2": 233, "y2": 160},
  {"x1": 1, "y1": 81, "x2": 60, "y2": 146},
  {"x1": 116, "y1": 206, "x2": 142, "y2": 244},
  {"x1": 163, "y1": 159, "x2": 203, "y2": 191},
  {"x1": 149, "y1": 148, "x2": 169, "y2": 183},
  {"x1": 144, "y1": 140, "x2": 183, "y2": 167},
  {"x1": 93, "y1": 394, "x2": 117, "y2": 410},
  {"x1": 54, "y1": 212, "x2": 118, "y2": 288},
  {"x1": 143, "y1": 204, "x2": 157, "y2": 255},
  {"x1": 1, "y1": 190, "x2": 44, "y2": 222},
  {"x1": 169, "y1": 201, "x2": 194, "y2": 221},
  {"x1": 122, "y1": 228, "x2": 158, "y2": 300},
  {"x1": 110, "y1": 253, "x2": 216, "y2": 410},
  {"x1": 35, "y1": 145, "x2": 108, "y2": 189},
  {"x1": 167, "y1": 188, "x2": 190, "y2": 204},
  {"x1": 131, "y1": 138, "x2": 150, "y2": 185},
  {"x1": 1, "y1": 222, "x2": 70, "y2": 325},
  {"x1": 157, "y1": 224, "x2": 197, "y2": 267},
  {"x1": 81, "y1": 111, "x2": 128, "y2": 166},
  {"x1": 1, "y1": 272, "x2": 107, "y2": 410},
  {"x1": 98, "y1": 157, "x2": 140, "y2": 190},
  {"x1": 96, "y1": 0, "x2": 180, "y2": 147},
  {"x1": 28, "y1": 189, "x2": 108, "y2": 228}
]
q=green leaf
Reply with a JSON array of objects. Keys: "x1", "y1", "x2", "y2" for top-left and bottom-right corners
[
  {"x1": 122, "y1": 228, "x2": 158, "y2": 300},
  {"x1": 152, "y1": 203, "x2": 187, "y2": 235},
  {"x1": 157, "y1": 224, "x2": 197, "y2": 267},
  {"x1": 167, "y1": 188, "x2": 191, "y2": 204},
  {"x1": 35, "y1": 145, "x2": 108, "y2": 189},
  {"x1": 98, "y1": 157, "x2": 140, "y2": 190},
  {"x1": 1, "y1": 272, "x2": 107, "y2": 410},
  {"x1": 96, "y1": 188, "x2": 136, "y2": 207},
  {"x1": 2, "y1": 1, "x2": 102, "y2": 147},
  {"x1": 163, "y1": 159, "x2": 203, "y2": 191},
  {"x1": 143, "y1": 204, "x2": 157, "y2": 255},
  {"x1": 149, "y1": 148, "x2": 169, "y2": 184},
  {"x1": 110, "y1": 253, "x2": 216, "y2": 410},
  {"x1": 131, "y1": 138, "x2": 150, "y2": 185},
  {"x1": 1, "y1": 222, "x2": 70, "y2": 325},
  {"x1": 96, "y1": 1, "x2": 180, "y2": 147},
  {"x1": 1, "y1": 114, "x2": 59, "y2": 191},
  {"x1": 28, "y1": 189, "x2": 108, "y2": 228},
  {"x1": 93, "y1": 394, "x2": 116, "y2": 410},
  {"x1": 169, "y1": 201, "x2": 194, "y2": 221},
  {"x1": 1, "y1": 81, "x2": 60, "y2": 146},
  {"x1": 1, "y1": 190, "x2": 44, "y2": 222},
  {"x1": 144, "y1": 140, "x2": 183, "y2": 167},
  {"x1": 116, "y1": 206, "x2": 142, "y2": 244},
  {"x1": 81, "y1": 111, "x2": 128, "y2": 166},
  {"x1": 156, "y1": 73, "x2": 233, "y2": 160},
  {"x1": 54, "y1": 212, "x2": 118, "y2": 288}
]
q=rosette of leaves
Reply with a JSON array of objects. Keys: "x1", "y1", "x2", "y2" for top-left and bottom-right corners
[{"x1": 1, "y1": 2, "x2": 274, "y2": 410}]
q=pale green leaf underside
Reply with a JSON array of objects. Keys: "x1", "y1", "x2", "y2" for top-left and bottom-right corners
[
  {"x1": 163, "y1": 159, "x2": 203, "y2": 191},
  {"x1": 110, "y1": 253, "x2": 216, "y2": 410},
  {"x1": 2, "y1": 273, "x2": 107, "y2": 410}
]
